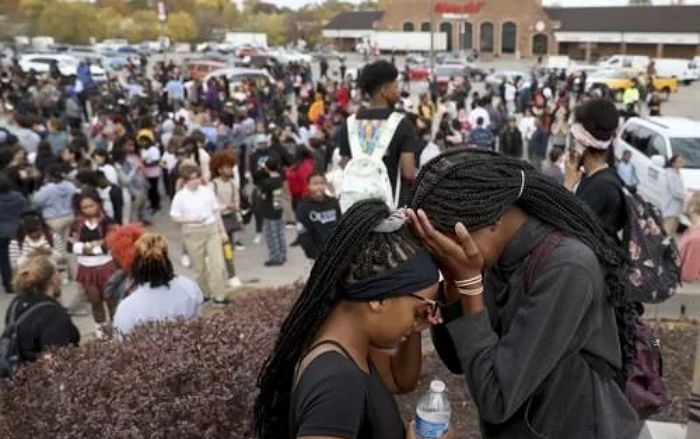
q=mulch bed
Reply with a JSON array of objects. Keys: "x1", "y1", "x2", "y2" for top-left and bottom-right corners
[{"x1": 396, "y1": 319, "x2": 698, "y2": 438}]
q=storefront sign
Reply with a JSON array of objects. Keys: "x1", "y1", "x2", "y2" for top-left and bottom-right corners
[{"x1": 435, "y1": 1, "x2": 486, "y2": 15}]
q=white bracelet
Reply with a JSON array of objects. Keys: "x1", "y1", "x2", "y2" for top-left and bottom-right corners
[
  {"x1": 458, "y1": 286, "x2": 484, "y2": 296},
  {"x1": 454, "y1": 276, "x2": 483, "y2": 288}
]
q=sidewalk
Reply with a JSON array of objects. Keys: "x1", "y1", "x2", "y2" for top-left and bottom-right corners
[{"x1": 646, "y1": 282, "x2": 700, "y2": 321}]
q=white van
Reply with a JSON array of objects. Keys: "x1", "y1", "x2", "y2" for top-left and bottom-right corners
[
  {"x1": 652, "y1": 58, "x2": 699, "y2": 84},
  {"x1": 599, "y1": 55, "x2": 650, "y2": 71},
  {"x1": 614, "y1": 117, "x2": 700, "y2": 219}
]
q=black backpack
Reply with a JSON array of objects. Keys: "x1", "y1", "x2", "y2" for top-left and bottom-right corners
[
  {"x1": 620, "y1": 187, "x2": 682, "y2": 303},
  {"x1": 0, "y1": 300, "x2": 58, "y2": 378}
]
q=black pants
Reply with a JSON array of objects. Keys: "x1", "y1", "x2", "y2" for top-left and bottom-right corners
[
  {"x1": 0, "y1": 237, "x2": 12, "y2": 292},
  {"x1": 147, "y1": 177, "x2": 161, "y2": 211}
]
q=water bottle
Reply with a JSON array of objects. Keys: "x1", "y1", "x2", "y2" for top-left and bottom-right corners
[{"x1": 415, "y1": 380, "x2": 451, "y2": 439}]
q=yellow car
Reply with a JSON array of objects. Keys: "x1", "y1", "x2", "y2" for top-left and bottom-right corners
[{"x1": 587, "y1": 69, "x2": 679, "y2": 99}]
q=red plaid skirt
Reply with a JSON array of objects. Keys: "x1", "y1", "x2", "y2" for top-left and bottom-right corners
[{"x1": 77, "y1": 260, "x2": 117, "y2": 288}]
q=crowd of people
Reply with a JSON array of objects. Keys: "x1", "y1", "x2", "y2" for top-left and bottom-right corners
[{"x1": 0, "y1": 47, "x2": 698, "y2": 438}]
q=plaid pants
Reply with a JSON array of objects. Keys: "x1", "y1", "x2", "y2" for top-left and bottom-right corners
[{"x1": 263, "y1": 218, "x2": 287, "y2": 263}]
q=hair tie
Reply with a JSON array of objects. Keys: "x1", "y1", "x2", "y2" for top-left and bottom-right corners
[
  {"x1": 517, "y1": 170, "x2": 525, "y2": 200},
  {"x1": 374, "y1": 209, "x2": 406, "y2": 233}
]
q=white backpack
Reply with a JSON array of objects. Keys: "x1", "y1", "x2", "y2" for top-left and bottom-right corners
[{"x1": 339, "y1": 112, "x2": 405, "y2": 213}]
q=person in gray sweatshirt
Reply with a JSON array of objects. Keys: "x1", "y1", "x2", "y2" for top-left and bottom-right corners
[
  {"x1": 408, "y1": 148, "x2": 641, "y2": 439},
  {"x1": 33, "y1": 164, "x2": 77, "y2": 249}
]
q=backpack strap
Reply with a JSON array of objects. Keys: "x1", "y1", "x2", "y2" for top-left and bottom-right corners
[
  {"x1": 523, "y1": 231, "x2": 565, "y2": 291},
  {"x1": 4, "y1": 301, "x2": 59, "y2": 335},
  {"x1": 346, "y1": 112, "x2": 405, "y2": 160}
]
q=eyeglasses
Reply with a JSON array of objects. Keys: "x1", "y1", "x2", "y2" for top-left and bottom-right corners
[{"x1": 409, "y1": 294, "x2": 441, "y2": 318}]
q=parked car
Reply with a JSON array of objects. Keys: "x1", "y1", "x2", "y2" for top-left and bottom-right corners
[
  {"x1": 19, "y1": 53, "x2": 107, "y2": 81},
  {"x1": 312, "y1": 48, "x2": 344, "y2": 61},
  {"x1": 406, "y1": 53, "x2": 427, "y2": 66},
  {"x1": 434, "y1": 64, "x2": 470, "y2": 93},
  {"x1": 614, "y1": 116, "x2": 700, "y2": 218},
  {"x1": 203, "y1": 67, "x2": 273, "y2": 90},
  {"x1": 599, "y1": 55, "x2": 650, "y2": 70},
  {"x1": 652, "y1": 58, "x2": 699, "y2": 85},
  {"x1": 587, "y1": 69, "x2": 679, "y2": 100},
  {"x1": 485, "y1": 70, "x2": 532, "y2": 90}
]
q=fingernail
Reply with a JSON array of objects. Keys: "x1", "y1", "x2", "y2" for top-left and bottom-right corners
[{"x1": 455, "y1": 222, "x2": 467, "y2": 234}]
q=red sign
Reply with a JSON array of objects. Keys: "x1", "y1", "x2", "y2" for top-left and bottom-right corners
[{"x1": 435, "y1": 1, "x2": 486, "y2": 14}]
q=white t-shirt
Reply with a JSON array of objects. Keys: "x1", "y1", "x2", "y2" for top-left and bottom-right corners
[
  {"x1": 170, "y1": 185, "x2": 219, "y2": 227},
  {"x1": 99, "y1": 163, "x2": 119, "y2": 186},
  {"x1": 113, "y1": 275, "x2": 203, "y2": 338},
  {"x1": 468, "y1": 107, "x2": 491, "y2": 129}
]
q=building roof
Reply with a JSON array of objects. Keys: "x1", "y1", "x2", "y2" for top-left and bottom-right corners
[
  {"x1": 324, "y1": 11, "x2": 384, "y2": 31},
  {"x1": 545, "y1": 6, "x2": 700, "y2": 33}
]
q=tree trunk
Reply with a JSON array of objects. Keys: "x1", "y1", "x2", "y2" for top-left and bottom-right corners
[{"x1": 687, "y1": 330, "x2": 700, "y2": 438}]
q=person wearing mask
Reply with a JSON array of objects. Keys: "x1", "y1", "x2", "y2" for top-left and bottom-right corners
[
  {"x1": 679, "y1": 193, "x2": 700, "y2": 282},
  {"x1": 499, "y1": 117, "x2": 523, "y2": 159},
  {"x1": 5, "y1": 256, "x2": 79, "y2": 364},
  {"x1": 113, "y1": 233, "x2": 202, "y2": 338},
  {"x1": 170, "y1": 164, "x2": 229, "y2": 306},
  {"x1": 68, "y1": 190, "x2": 117, "y2": 339},
  {"x1": 255, "y1": 200, "x2": 441, "y2": 439},
  {"x1": 663, "y1": 155, "x2": 686, "y2": 237},
  {"x1": 528, "y1": 118, "x2": 549, "y2": 171},
  {"x1": 617, "y1": 150, "x2": 639, "y2": 193},
  {"x1": 295, "y1": 173, "x2": 341, "y2": 260},
  {"x1": 339, "y1": 60, "x2": 421, "y2": 207},
  {"x1": 0, "y1": 173, "x2": 29, "y2": 293},
  {"x1": 565, "y1": 99, "x2": 626, "y2": 241},
  {"x1": 468, "y1": 117, "x2": 495, "y2": 150},
  {"x1": 409, "y1": 149, "x2": 639, "y2": 439},
  {"x1": 33, "y1": 164, "x2": 76, "y2": 251}
]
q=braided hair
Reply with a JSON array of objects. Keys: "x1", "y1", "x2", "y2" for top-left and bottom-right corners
[
  {"x1": 411, "y1": 148, "x2": 636, "y2": 377},
  {"x1": 131, "y1": 233, "x2": 175, "y2": 288},
  {"x1": 254, "y1": 199, "x2": 424, "y2": 439}
]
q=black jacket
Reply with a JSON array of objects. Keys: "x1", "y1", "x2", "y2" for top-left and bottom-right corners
[{"x1": 5, "y1": 295, "x2": 80, "y2": 363}]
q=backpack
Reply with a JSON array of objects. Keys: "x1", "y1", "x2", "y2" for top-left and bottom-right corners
[
  {"x1": 0, "y1": 300, "x2": 58, "y2": 378},
  {"x1": 525, "y1": 232, "x2": 669, "y2": 419},
  {"x1": 339, "y1": 112, "x2": 404, "y2": 213},
  {"x1": 620, "y1": 186, "x2": 681, "y2": 303}
]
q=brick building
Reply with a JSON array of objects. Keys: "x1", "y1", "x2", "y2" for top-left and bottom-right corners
[{"x1": 324, "y1": 2, "x2": 700, "y2": 61}]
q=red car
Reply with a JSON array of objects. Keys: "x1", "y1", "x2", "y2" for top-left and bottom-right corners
[
  {"x1": 235, "y1": 46, "x2": 264, "y2": 58},
  {"x1": 408, "y1": 65, "x2": 430, "y2": 81}
]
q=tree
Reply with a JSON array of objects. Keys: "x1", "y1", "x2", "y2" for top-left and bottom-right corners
[
  {"x1": 628, "y1": 0, "x2": 652, "y2": 4},
  {"x1": 37, "y1": 2, "x2": 101, "y2": 44},
  {"x1": 100, "y1": 0, "x2": 130, "y2": 15},
  {"x1": 167, "y1": 11, "x2": 198, "y2": 42}
]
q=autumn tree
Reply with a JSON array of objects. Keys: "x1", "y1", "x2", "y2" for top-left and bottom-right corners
[
  {"x1": 167, "y1": 11, "x2": 198, "y2": 42},
  {"x1": 37, "y1": 2, "x2": 101, "y2": 44}
]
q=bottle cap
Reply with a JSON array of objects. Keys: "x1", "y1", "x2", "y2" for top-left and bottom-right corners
[{"x1": 430, "y1": 380, "x2": 446, "y2": 393}]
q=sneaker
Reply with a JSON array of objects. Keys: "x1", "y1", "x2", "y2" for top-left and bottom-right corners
[
  {"x1": 227, "y1": 276, "x2": 243, "y2": 288},
  {"x1": 181, "y1": 254, "x2": 191, "y2": 268},
  {"x1": 95, "y1": 324, "x2": 107, "y2": 340},
  {"x1": 235, "y1": 240, "x2": 246, "y2": 251},
  {"x1": 285, "y1": 223, "x2": 296, "y2": 230},
  {"x1": 264, "y1": 260, "x2": 284, "y2": 267},
  {"x1": 253, "y1": 234, "x2": 262, "y2": 245},
  {"x1": 212, "y1": 298, "x2": 230, "y2": 307}
]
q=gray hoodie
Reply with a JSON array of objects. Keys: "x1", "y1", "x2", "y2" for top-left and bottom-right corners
[
  {"x1": 433, "y1": 218, "x2": 640, "y2": 439},
  {"x1": 33, "y1": 180, "x2": 77, "y2": 219}
]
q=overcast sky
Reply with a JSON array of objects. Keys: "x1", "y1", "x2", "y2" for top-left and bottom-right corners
[{"x1": 271, "y1": 0, "x2": 700, "y2": 10}]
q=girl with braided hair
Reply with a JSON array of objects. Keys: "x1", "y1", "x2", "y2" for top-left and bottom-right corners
[
  {"x1": 408, "y1": 148, "x2": 640, "y2": 439},
  {"x1": 254, "y1": 200, "x2": 444, "y2": 439},
  {"x1": 112, "y1": 233, "x2": 202, "y2": 338}
]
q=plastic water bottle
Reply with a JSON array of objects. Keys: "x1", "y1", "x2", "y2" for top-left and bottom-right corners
[{"x1": 415, "y1": 380, "x2": 451, "y2": 439}]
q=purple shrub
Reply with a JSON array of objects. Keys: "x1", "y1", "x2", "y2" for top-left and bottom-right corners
[{"x1": 0, "y1": 285, "x2": 301, "y2": 439}]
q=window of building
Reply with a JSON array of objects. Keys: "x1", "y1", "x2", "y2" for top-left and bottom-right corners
[
  {"x1": 501, "y1": 22, "x2": 517, "y2": 54},
  {"x1": 440, "y1": 22, "x2": 453, "y2": 51},
  {"x1": 461, "y1": 22, "x2": 473, "y2": 50},
  {"x1": 532, "y1": 33, "x2": 549, "y2": 56},
  {"x1": 421, "y1": 22, "x2": 431, "y2": 32},
  {"x1": 403, "y1": 22, "x2": 415, "y2": 32},
  {"x1": 480, "y1": 22, "x2": 494, "y2": 53}
]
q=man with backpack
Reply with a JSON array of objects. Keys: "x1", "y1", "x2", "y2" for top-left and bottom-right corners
[{"x1": 338, "y1": 60, "x2": 421, "y2": 211}]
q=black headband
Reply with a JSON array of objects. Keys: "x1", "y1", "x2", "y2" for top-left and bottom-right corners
[{"x1": 338, "y1": 250, "x2": 439, "y2": 301}]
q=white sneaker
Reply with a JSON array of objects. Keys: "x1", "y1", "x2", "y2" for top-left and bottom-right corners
[
  {"x1": 181, "y1": 254, "x2": 191, "y2": 268},
  {"x1": 253, "y1": 234, "x2": 262, "y2": 245},
  {"x1": 95, "y1": 324, "x2": 107, "y2": 340},
  {"x1": 228, "y1": 276, "x2": 243, "y2": 288}
]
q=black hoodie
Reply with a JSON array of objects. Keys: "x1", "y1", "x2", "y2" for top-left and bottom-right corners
[{"x1": 295, "y1": 196, "x2": 341, "y2": 259}]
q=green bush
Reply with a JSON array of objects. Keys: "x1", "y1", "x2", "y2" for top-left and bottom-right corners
[{"x1": 0, "y1": 285, "x2": 300, "y2": 439}]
